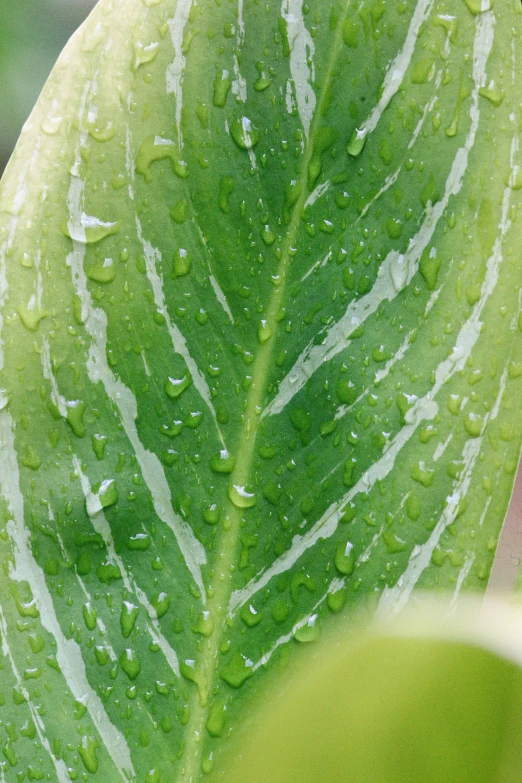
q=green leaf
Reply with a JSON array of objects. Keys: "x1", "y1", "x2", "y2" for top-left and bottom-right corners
[
  {"x1": 0, "y1": 0, "x2": 521, "y2": 780},
  {"x1": 219, "y1": 601, "x2": 522, "y2": 783}
]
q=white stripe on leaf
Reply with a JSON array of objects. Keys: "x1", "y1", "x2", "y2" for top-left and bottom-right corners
[
  {"x1": 166, "y1": 0, "x2": 193, "y2": 148},
  {"x1": 66, "y1": 111, "x2": 207, "y2": 597},
  {"x1": 72, "y1": 455, "x2": 181, "y2": 677},
  {"x1": 0, "y1": 410, "x2": 135, "y2": 781},
  {"x1": 281, "y1": 0, "x2": 316, "y2": 138},
  {"x1": 264, "y1": 10, "x2": 496, "y2": 419},
  {"x1": 0, "y1": 604, "x2": 70, "y2": 783}
]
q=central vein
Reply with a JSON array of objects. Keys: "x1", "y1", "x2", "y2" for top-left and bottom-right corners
[{"x1": 179, "y1": 3, "x2": 353, "y2": 780}]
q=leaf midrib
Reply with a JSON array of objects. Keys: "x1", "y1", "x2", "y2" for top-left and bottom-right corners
[{"x1": 179, "y1": 2, "x2": 355, "y2": 778}]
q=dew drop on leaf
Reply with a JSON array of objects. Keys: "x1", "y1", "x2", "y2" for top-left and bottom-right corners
[
  {"x1": 334, "y1": 541, "x2": 355, "y2": 575},
  {"x1": 164, "y1": 372, "x2": 192, "y2": 399},
  {"x1": 293, "y1": 614, "x2": 321, "y2": 643},
  {"x1": 228, "y1": 484, "x2": 257, "y2": 508},
  {"x1": 120, "y1": 602, "x2": 139, "y2": 639},
  {"x1": 78, "y1": 735, "x2": 99, "y2": 774},
  {"x1": 346, "y1": 127, "x2": 367, "y2": 157},
  {"x1": 210, "y1": 450, "x2": 236, "y2": 474},
  {"x1": 230, "y1": 116, "x2": 260, "y2": 150},
  {"x1": 119, "y1": 648, "x2": 141, "y2": 680},
  {"x1": 220, "y1": 652, "x2": 254, "y2": 688}
]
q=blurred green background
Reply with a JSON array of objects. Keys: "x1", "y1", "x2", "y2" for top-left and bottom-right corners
[{"x1": 0, "y1": 0, "x2": 97, "y2": 176}]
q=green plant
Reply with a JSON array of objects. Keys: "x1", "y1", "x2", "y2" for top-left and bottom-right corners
[
  {"x1": 0, "y1": 0, "x2": 521, "y2": 780},
  {"x1": 220, "y1": 599, "x2": 522, "y2": 783}
]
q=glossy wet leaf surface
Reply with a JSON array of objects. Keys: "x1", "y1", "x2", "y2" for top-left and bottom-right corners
[{"x1": 0, "y1": 0, "x2": 522, "y2": 780}]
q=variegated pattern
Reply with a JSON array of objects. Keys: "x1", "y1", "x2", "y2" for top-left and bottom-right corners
[{"x1": 0, "y1": 0, "x2": 521, "y2": 780}]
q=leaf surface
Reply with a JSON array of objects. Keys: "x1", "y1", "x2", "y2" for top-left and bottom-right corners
[{"x1": 0, "y1": 0, "x2": 521, "y2": 780}]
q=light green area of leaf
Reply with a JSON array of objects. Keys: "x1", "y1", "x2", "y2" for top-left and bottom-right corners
[{"x1": 0, "y1": 0, "x2": 521, "y2": 780}]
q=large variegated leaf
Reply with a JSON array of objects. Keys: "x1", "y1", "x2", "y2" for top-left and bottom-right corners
[{"x1": 0, "y1": 0, "x2": 521, "y2": 780}]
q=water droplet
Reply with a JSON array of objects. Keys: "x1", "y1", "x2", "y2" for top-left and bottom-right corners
[
  {"x1": 213, "y1": 69, "x2": 232, "y2": 107},
  {"x1": 181, "y1": 659, "x2": 209, "y2": 706},
  {"x1": 195, "y1": 308, "x2": 209, "y2": 326},
  {"x1": 82, "y1": 602, "x2": 97, "y2": 631},
  {"x1": 126, "y1": 533, "x2": 151, "y2": 551},
  {"x1": 271, "y1": 600, "x2": 289, "y2": 624},
  {"x1": 120, "y1": 602, "x2": 139, "y2": 638},
  {"x1": 218, "y1": 176, "x2": 234, "y2": 214},
  {"x1": 168, "y1": 248, "x2": 192, "y2": 281},
  {"x1": 119, "y1": 648, "x2": 141, "y2": 680},
  {"x1": 406, "y1": 492, "x2": 421, "y2": 521},
  {"x1": 410, "y1": 461, "x2": 435, "y2": 488},
  {"x1": 447, "y1": 394, "x2": 463, "y2": 416},
  {"x1": 206, "y1": 700, "x2": 228, "y2": 737},
  {"x1": 192, "y1": 611, "x2": 215, "y2": 637},
  {"x1": 230, "y1": 116, "x2": 260, "y2": 150},
  {"x1": 464, "y1": 412, "x2": 484, "y2": 438},
  {"x1": 98, "y1": 479, "x2": 119, "y2": 513},
  {"x1": 419, "y1": 247, "x2": 440, "y2": 290},
  {"x1": 257, "y1": 320, "x2": 272, "y2": 344},
  {"x1": 410, "y1": 57, "x2": 433, "y2": 84},
  {"x1": 201, "y1": 752, "x2": 214, "y2": 775},
  {"x1": 165, "y1": 372, "x2": 192, "y2": 399},
  {"x1": 327, "y1": 585, "x2": 347, "y2": 613},
  {"x1": 228, "y1": 484, "x2": 257, "y2": 508},
  {"x1": 334, "y1": 541, "x2": 355, "y2": 575},
  {"x1": 41, "y1": 116, "x2": 62, "y2": 135},
  {"x1": 479, "y1": 86, "x2": 503, "y2": 106},
  {"x1": 96, "y1": 561, "x2": 122, "y2": 584},
  {"x1": 260, "y1": 225, "x2": 276, "y2": 246},
  {"x1": 62, "y1": 214, "x2": 120, "y2": 244},
  {"x1": 386, "y1": 218, "x2": 403, "y2": 239},
  {"x1": 89, "y1": 120, "x2": 117, "y2": 142},
  {"x1": 17, "y1": 301, "x2": 48, "y2": 332},
  {"x1": 66, "y1": 400, "x2": 86, "y2": 438},
  {"x1": 463, "y1": 0, "x2": 491, "y2": 15},
  {"x1": 220, "y1": 652, "x2": 254, "y2": 688},
  {"x1": 346, "y1": 127, "x2": 367, "y2": 157},
  {"x1": 95, "y1": 645, "x2": 110, "y2": 666},
  {"x1": 283, "y1": 179, "x2": 302, "y2": 223},
  {"x1": 22, "y1": 446, "x2": 41, "y2": 471},
  {"x1": 28, "y1": 633, "x2": 45, "y2": 654},
  {"x1": 254, "y1": 61, "x2": 272, "y2": 91},
  {"x1": 92, "y1": 433, "x2": 107, "y2": 460},
  {"x1": 197, "y1": 102, "x2": 209, "y2": 128},
  {"x1": 319, "y1": 419, "x2": 338, "y2": 437},
  {"x1": 170, "y1": 199, "x2": 188, "y2": 223},
  {"x1": 336, "y1": 380, "x2": 357, "y2": 406},
  {"x1": 78, "y1": 735, "x2": 99, "y2": 774},
  {"x1": 132, "y1": 41, "x2": 160, "y2": 71},
  {"x1": 210, "y1": 450, "x2": 236, "y2": 474},
  {"x1": 152, "y1": 591, "x2": 170, "y2": 618},
  {"x1": 136, "y1": 136, "x2": 188, "y2": 182},
  {"x1": 289, "y1": 408, "x2": 311, "y2": 445},
  {"x1": 86, "y1": 257, "x2": 116, "y2": 284},
  {"x1": 240, "y1": 604, "x2": 262, "y2": 627},
  {"x1": 307, "y1": 126, "x2": 337, "y2": 190},
  {"x1": 203, "y1": 503, "x2": 221, "y2": 525},
  {"x1": 383, "y1": 530, "x2": 407, "y2": 553},
  {"x1": 294, "y1": 614, "x2": 320, "y2": 643}
]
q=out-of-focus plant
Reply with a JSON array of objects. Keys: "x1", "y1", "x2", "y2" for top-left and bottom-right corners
[{"x1": 218, "y1": 599, "x2": 522, "y2": 783}]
